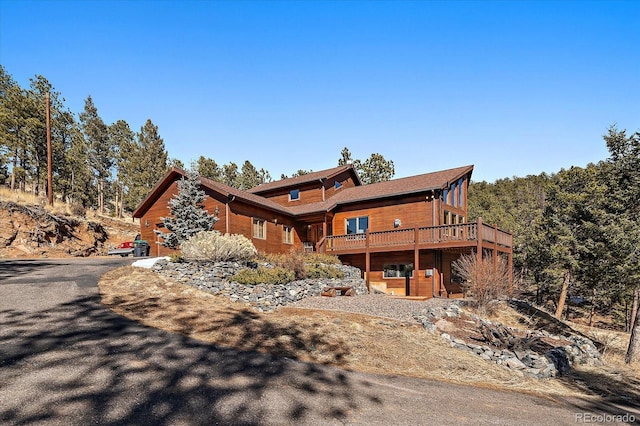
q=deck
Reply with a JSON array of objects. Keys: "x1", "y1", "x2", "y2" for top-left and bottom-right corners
[{"x1": 320, "y1": 220, "x2": 512, "y2": 255}]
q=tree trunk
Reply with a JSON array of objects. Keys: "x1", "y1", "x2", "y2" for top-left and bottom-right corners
[
  {"x1": 630, "y1": 287, "x2": 640, "y2": 333},
  {"x1": 555, "y1": 270, "x2": 570, "y2": 319},
  {"x1": 626, "y1": 293, "x2": 640, "y2": 364}
]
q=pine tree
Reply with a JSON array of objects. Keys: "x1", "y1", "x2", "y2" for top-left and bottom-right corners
[
  {"x1": 119, "y1": 119, "x2": 168, "y2": 211},
  {"x1": 79, "y1": 96, "x2": 112, "y2": 213},
  {"x1": 195, "y1": 156, "x2": 221, "y2": 180},
  {"x1": 237, "y1": 160, "x2": 261, "y2": 190},
  {"x1": 160, "y1": 171, "x2": 219, "y2": 249}
]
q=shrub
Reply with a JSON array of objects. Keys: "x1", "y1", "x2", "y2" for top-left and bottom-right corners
[
  {"x1": 452, "y1": 253, "x2": 511, "y2": 313},
  {"x1": 263, "y1": 250, "x2": 306, "y2": 280},
  {"x1": 232, "y1": 266, "x2": 295, "y2": 285},
  {"x1": 303, "y1": 252, "x2": 341, "y2": 265},
  {"x1": 181, "y1": 231, "x2": 257, "y2": 262},
  {"x1": 168, "y1": 253, "x2": 184, "y2": 263},
  {"x1": 70, "y1": 203, "x2": 86, "y2": 218},
  {"x1": 305, "y1": 263, "x2": 344, "y2": 279}
]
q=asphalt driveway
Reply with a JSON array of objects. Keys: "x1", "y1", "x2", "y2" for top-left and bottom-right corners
[{"x1": 0, "y1": 258, "x2": 635, "y2": 425}]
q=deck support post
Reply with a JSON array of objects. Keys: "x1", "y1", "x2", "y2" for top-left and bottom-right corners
[
  {"x1": 365, "y1": 229, "x2": 370, "y2": 292},
  {"x1": 414, "y1": 227, "x2": 420, "y2": 296},
  {"x1": 493, "y1": 223, "x2": 499, "y2": 272},
  {"x1": 476, "y1": 217, "x2": 483, "y2": 263}
]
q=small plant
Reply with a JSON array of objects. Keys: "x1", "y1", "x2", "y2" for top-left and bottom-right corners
[
  {"x1": 181, "y1": 231, "x2": 257, "y2": 262},
  {"x1": 168, "y1": 253, "x2": 184, "y2": 263},
  {"x1": 232, "y1": 266, "x2": 295, "y2": 285},
  {"x1": 70, "y1": 203, "x2": 86, "y2": 218}
]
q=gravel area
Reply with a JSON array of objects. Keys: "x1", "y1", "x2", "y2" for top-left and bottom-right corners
[{"x1": 288, "y1": 294, "x2": 435, "y2": 323}]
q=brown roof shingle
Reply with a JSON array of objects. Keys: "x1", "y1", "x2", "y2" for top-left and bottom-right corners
[{"x1": 247, "y1": 164, "x2": 360, "y2": 194}]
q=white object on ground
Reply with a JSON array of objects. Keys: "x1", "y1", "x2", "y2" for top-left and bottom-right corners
[{"x1": 132, "y1": 257, "x2": 170, "y2": 269}]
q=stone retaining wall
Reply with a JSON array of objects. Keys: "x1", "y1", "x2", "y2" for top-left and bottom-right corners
[{"x1": 152, "y1": 259, "x2": 368, "y2": 312}]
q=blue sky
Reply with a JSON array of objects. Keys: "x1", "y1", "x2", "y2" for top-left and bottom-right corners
[{"x1": 1, "y1": 1, "x2": 638, "y2": 183}]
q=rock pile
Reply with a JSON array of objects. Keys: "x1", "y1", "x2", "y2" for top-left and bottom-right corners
[
  {"x1": 414, "y1": 301, "x2": 602, "y2": 379},
  {"x1": 152, "y1": 259, "x2": 368, "y2": 312}
]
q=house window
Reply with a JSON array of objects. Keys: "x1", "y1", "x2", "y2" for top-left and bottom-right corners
[
  {"x1": 451, "y1": 182, "x2": 457, "y2": 207},
  {"x1": 443, "y1": 188, "x2": 449, "y2": 205},
  {"x1": 252, "y1": 218, "x2": 266, "y2": 239},
  {"x1": 346, "y1": 216, "x2": 369, "y2": 234},
  {"x1": 383, "y1": 264, "x2": 414, "y2": 278},
  {"x1": 335, "y1": 181, "x2": 342, "y2": 190},
  {"x1": 283, "y1": 226, "x2": 293, "y2": 244},
  {"x1": 289, "y1": 189, "x2": 300, "y2": 201},
  {"x1": 457, "y1": 178, "x2": 464, "y2": 208}
]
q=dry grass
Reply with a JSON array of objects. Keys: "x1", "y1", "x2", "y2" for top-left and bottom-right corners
[{"x1": 98, "y1": 267, "x2": 611, "y2": 398}]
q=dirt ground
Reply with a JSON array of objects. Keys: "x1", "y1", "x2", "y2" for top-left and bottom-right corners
[{"x1": 98, "y1": 266, "x2": 640, "y2": 405}]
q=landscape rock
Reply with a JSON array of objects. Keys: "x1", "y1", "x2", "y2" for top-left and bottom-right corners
[{"x1": 153, "y1": 259, "x2": 368, "y2": 312}]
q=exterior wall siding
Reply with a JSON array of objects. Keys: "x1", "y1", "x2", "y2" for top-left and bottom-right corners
[{"x1": 332, "y1": 195, "x2": 436, "y2": 235}]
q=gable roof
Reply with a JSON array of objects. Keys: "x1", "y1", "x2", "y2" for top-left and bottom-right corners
[
  {"x1": 287, "y1": 165, "x2": 474, "y2": 216},
  {"x1": 133, "y1": 164, "x2": 473, "y2": 219},
  {"x1": 247, "y1": 164, "x2": 361, "y2": 194},
  {"x1": 133, "y1": 168, "x2": 294, "y2": 218}
]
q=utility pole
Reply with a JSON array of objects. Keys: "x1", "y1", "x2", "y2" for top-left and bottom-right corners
[{"x1": 46, "y1": 92, "x2": 53, "y2": 206}]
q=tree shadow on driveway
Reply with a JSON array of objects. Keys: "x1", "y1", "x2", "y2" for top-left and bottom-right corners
[{"x1": 0, "y1": 293, "x2": 381, "y2": 425}]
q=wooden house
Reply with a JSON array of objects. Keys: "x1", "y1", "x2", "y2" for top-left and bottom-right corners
[{"x1": 133, "y1": 164, "x2": 513, "y2": 298}]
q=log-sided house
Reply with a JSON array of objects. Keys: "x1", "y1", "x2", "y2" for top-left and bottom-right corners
[{"x1": 133, "y1": 164, "x2": 513, "y2": 298}]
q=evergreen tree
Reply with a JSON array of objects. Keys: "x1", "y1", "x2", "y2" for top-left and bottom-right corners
[
  {"x1": 79, "y1": 96, "x2": 112, "y2": 213},
  {"x1": 359, "y1": 153, "x2": 395, "y2": 184},
  {"x1": 237, "y1": 160, "x2": 261, "y2": 190},
  {"x1": 119, "y1": 119, "x2": 168, "y2": 211},
  {"x1": 336, "y1": 147, "x2": 395, "y2": 184},
  {"x1": 196, "y1": 156, "x2": 221, "y2": 180},
  {"x1": 221, "y1": 162, "x2": 239, "y2": 187},
  {"x1": 338, "y1": 147, "x2": 354, "y2": 166},
  {"x1": 160, "y1": 171, "x2": 219, "y2": 248},
  {"x1": 109, "y1": 119, "x2": 135, "y2": 216}
]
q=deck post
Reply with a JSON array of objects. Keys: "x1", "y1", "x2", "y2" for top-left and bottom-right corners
[
  {"x1": 508, "y1": 247, "x2": 513, "y2": 294},
  {"x1": 365, "y1": 229, "x2": 370, "y2": 292},
  {"x1": 414, "y1": 227, "x2": 420, "y2": 296},
  {"x1": 493, "y1": 223, "x2": 499, "y2": 272},
  {"x1": 476, "y1": 217, "x2": 483, "y2": 263}
]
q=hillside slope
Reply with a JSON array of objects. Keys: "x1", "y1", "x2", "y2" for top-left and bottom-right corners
[{"x1": 0, "y1": 201, "x2": 138, "y2": 258}]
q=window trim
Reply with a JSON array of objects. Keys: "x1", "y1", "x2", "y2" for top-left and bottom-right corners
[
  {"x1": 383, "y1": 263, "x2": 415, "y2": 278},
  {"x1": 283, "y1": 225, "x2": 294, "y2": 244},
  {"x1": 252, "y1": 217, "x2": 266, "y2": 239},
  {"x1": 289, "y1": 189, "x2": 300, "y2": 201},
  {"x1": 346, "y1": 216, "x2": 369, "y2": 234}
]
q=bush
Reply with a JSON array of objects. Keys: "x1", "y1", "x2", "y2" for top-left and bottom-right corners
[
  {"x1": 263, "y1": 250, "x2": 306, "y2": 280},
  {"x1": 303, "y1": 252, "x2": 341, "y2": 265},
  {"x1": 168, "y1": 253, "x2": 184, "y2": 263},
  {"x1": 305, "y1": 263, "x2": 344, "y2": 279},
  {"x1": 232, "y1": 266, "x2": 295, "y2": 285},
  {"x1": 452, "y1": 253, "x2": 511, "y2": 313},
  {"x1": 181, "y1": 231, "x2": 257, "y2": 262},
  {"x1": 70, "y1": 203, "x2": 86, "y2": 218}
]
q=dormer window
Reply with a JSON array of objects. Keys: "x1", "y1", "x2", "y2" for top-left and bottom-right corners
[
  {"x1": 289, "y1": 189, "x2": 300, "y2": 201},
  {"x1": 335, "y1": 181, "x2": 342, "y2": 190}
]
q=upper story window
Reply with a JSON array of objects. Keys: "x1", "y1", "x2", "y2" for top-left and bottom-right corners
[
  {"x1": 289, "y1": 189, "x2": 300, "y2": 201},
  {"x1": 346, "y1": 216, "x2": 369, "y2": 234},
  {"x1": 443, "y1": 178, "x2": 465, "y2": 207},
  {"x1": 283, "y1": 226, "x2": 294, "y2": 244},
  {"x1": 334, "y1": 181, "x2": 342, "y2": 190},
  {"x1": 252, "y1": 218, "x2": 266, "y2": 239}
]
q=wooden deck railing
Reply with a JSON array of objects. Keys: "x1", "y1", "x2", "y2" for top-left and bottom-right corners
[{"x1": 324, "y1": 220, "x2": 511, "y2": 254}]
